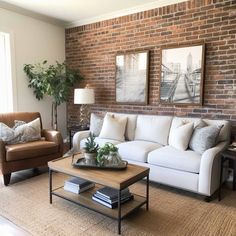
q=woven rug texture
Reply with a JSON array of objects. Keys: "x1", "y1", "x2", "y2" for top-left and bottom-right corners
[{"x1": 0, "y1": 172, "x2": 235, "y2": 236}]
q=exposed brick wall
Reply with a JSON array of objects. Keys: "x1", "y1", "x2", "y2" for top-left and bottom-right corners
[{"x1": 66, "y1": 0, "x2": 236, "y2": 139}]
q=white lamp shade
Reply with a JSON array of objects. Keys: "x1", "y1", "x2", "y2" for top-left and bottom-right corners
[{"x1": 74, "y1": 88, "x2": 95, "y2": 104}]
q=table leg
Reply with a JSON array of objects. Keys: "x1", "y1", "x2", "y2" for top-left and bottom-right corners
[
  {"x1": 118, "y1": 189, "x2": 121, "y2": 235},
  {"x1": 233, "y1": 160, "x2": 236, "y2": 191},
  {"x1": 49, "y1": 169, "x2": 52, "y2": 204},
  {"x1": 146, "y1": 174, "x2": 149, "y2": 210},
  {"x1": 69, "y1": 129, "x2": 72, "y2": 149},
  {"x1": 218, "y1": 156, "x2": 224, "y2": 201}
]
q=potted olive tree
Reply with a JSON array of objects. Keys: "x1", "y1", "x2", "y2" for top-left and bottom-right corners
[
  {"x1": 24, "y1": 60, "x2": 83, "y2": 130},
  {"x1": 84, "y1": 133, "x2": 99, "y2": 164}
]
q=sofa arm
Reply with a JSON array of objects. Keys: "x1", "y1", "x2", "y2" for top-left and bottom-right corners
[
  {"x1": 72, "y1": 130, "x2": 90, "y2": 152},
  {"x1": 0, "y1": 139, "x2": 6, "y2": 162},
  {"x1": 198, "y1": 141, "x2": 229, "y2": 196},
  {"x1": 41, "y1": 129, "x2": 63, "y2": 155}
]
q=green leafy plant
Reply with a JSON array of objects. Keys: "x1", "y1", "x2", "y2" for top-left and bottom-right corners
[
  {"x1": 84, "y1": 133, "x2": 99, "y2": 153},
  {"x1": 23, "y1": 60, "x2": 83, "y2": 130},
  {"x1": 96, "y1": 143, "x2": 118, "y2": 165}
]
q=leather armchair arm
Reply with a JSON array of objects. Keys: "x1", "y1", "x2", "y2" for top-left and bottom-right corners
[
  {"x1": 41, "y1": 129, "x2": 63, "y2": 155},
  {"x1": 0, "y1": 138, "x2": 6, "y2": 162}
]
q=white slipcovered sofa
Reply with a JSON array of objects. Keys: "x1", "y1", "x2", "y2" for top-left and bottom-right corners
[{"x1": 72, "y1": 112, "x2": 231, "y2": 198}]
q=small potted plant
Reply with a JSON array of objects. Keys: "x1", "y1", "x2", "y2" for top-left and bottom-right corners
[
  {"x1": 83, "y1": 133, "x2": 99, "y2": 164},
  {"x1": 96, "y1": 143, "x2": 122, "y2": 166}
]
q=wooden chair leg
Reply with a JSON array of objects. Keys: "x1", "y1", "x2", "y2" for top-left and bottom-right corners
[{"x1": 3, "y1": 173, "x2": 11, "y2": 186}]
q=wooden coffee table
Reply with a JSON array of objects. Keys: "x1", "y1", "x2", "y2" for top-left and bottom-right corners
[{"x1": 48, "y1": 155, "x2": 150, "y2": 234}]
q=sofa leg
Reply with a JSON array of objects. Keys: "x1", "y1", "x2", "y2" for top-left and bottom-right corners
[
  {"x1": 33, "y1": 168, "x2": 40, "y2": 174},
  {"x1": 204, "y1": 196, "x2": 212, "y2": 202},
  {"x1": 3, "y1": 173, "x2": 11, "y2": 186}
]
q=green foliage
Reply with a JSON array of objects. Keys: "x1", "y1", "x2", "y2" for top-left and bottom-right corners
[
  {"x1": 23, "y1": 60, "x2": 83, "y2": 106},
  {"x1": 84, "y1": 133, "x2": 99, "y2": 153},
  {"x1": 96, "y1": 143, "x2": 118, "y2": 165}
]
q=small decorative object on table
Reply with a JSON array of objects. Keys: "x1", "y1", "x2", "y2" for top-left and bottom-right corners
[
  {"x1": 97, "y1": 143, "x2": 123, "y2": 166},
  {"x1": 73, "y1": 142, "x2": 128, "y2": 169},
  {"x1": 83, "y1": 133, "x2": 99, "y2": 165}
]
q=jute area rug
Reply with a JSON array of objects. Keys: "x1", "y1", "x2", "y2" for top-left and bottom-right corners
[{"x1": 0, "y1": 172, "x2": 235, "y2": 236}]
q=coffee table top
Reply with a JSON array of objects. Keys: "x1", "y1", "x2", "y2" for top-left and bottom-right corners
[{"x1": 48, "y1": 154, "x2": 149, "y2": 189}]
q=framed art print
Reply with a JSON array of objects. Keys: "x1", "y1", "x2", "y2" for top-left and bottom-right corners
[
  {"x1": 115, "y1": 50, "x2": 149, "y2": 104},
  {"x1": 160, "y1": 44, "x2": 205, "y2": 106}
]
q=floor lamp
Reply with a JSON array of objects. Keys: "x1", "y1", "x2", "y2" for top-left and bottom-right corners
[{"x1": 74, "y1": 88, "x2": 95, "y2": 128}]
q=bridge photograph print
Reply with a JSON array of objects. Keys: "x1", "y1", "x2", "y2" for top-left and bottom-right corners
[
  {"x1": 160, "y1": 44, "x2": 205, "y2": 106},
  {"x1": 115, "y1": 50, "x2": 149, "y2": 104}
]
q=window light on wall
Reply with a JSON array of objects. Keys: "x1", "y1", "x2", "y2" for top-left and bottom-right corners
[{"x1": 0, "y1": 31, "x2": 13, "y2": 113}]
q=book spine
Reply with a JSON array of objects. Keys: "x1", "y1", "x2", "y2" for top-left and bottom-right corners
[
  {"x1": 96, "y1": 188, "x2": 130, "y2": 200},
  {"x1": 64, "y1": 181, "x2": 92, "y2": 188},
  {"x1": 94, "y1": 192, "x2": 132, "y2": 204},
  {"x1": 64, "y1": 183, "x2": 95, "y2": 194},
  {"x1": 92, "y1": 195, "x2": 134, "y2": 209}
]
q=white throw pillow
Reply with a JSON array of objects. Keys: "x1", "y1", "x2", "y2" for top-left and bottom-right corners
[
  {"x1": 169, "y1": 122, "x2": 194, "y2": 151},
  {"x1": 99, "y1": 114, "x2": 127, "y2": 141}
]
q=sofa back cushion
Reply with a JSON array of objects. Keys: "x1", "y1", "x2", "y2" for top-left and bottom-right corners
[
  {"x1": 107, "y1": 112, "x2": 137, "y2": 141},
  {"x1": 134, "y1": 115, "x2": 173, "y2": 145}
]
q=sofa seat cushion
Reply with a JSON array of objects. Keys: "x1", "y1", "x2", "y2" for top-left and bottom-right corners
[
  {"x1": 6, "y1": 140, "x2": 59, "y2": 161},
  {"x1": 80, "y1": 137, "x2": 122, "y2": 149},
  {"x1": 117, "y1": 141, "x2": 162, "y2": 163},
  {"x1": 147, "y1": 146, "x2": 201, "y2": 174}
]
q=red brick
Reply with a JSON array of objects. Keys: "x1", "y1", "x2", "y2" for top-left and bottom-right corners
[{"x1": 66, "y1": 0, "x2": 236, "y2": 137}]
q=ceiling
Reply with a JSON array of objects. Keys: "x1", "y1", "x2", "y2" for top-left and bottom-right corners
[{"x1": 0, "y1": 0, "x2": 186, "y2": 28}]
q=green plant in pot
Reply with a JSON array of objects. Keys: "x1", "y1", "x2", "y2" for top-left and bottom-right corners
[
  {"x1": 97, "y1": 143, "x2": 122, "y2": 166},
  {"x1": 23, "y1": 60, "x2": 83, "y2": 130},
  {"x1": 84, "y1": 133, "x2": 99, "y2": 164}
]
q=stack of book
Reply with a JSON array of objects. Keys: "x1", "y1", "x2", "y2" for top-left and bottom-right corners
[
  {"x1": 64, "y1": 177, "x2": 95, "y2": 194},
  {"x1": 92, "y1": 186, "x2": 133, "y2": 209}
]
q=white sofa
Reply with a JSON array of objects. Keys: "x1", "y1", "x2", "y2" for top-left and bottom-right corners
[{"x1": 72, "y1": 113, "x2": 231, "y2": 198}]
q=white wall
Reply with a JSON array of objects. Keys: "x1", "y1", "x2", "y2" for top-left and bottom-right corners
[{"x1": 0, "y1": 8, "x2": 67, "y2": 138}]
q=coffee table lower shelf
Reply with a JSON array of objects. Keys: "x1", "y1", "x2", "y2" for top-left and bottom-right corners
[{"x1": 52, "y1": 186, "x2": 147, "y2": 220}]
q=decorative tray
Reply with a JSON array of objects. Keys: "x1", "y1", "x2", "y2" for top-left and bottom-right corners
[{"x1": 73, "y1": 158, "x2": 128, "y2": 170}]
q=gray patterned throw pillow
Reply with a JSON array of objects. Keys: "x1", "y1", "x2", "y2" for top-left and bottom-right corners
[
  {"x1": 189, "y1": 122, "x2": 222, "y2": 154},
  {"x1": 13, "y1": 120, "x2": 26, "y2": 129},
  {"x1": 90, "y1": 113, "x2": 104, "y2": 137},
  {"x1": 0, "y1": 122, "x2": 15, "y2": 143},
  {"x1": 0, "y1": 118, "x2": 41, "y2": 145}
]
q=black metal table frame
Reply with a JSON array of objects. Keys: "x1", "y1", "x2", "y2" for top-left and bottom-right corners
[
  {"x1": 218, "y1": 151, "x2": 236, "y2": 201},
  {"x1": 49, "y1": 169, "x2": 149, "y2": 235}
]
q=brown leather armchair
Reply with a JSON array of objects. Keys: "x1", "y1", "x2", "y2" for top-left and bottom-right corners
[{"x1": 0, "y1": 112, "x2": 63, "y2": 185}]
